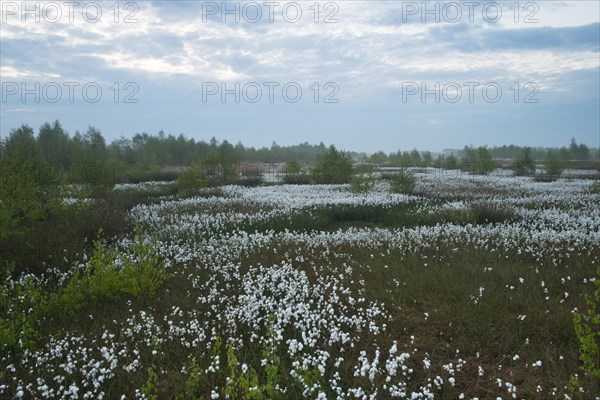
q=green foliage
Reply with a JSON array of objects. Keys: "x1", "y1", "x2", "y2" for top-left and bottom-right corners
[
  {"x1": 572, "y1": 267, "x2": 600, "y2": 380},
  {"x1": 177, "y1": 163, "x2": 208, "y2": 197},
  {"x1": 388, "y1": 170, "x2": 416, "y2": 194},
  {"x1": 445, "y1": 153, "x2": 458, "y2": 170},
  {"x1": 180, "y1": 324, "x2": 287, "y2": 400},
  {"x1": 283, "y1": 160, "x2": 311, "y2": 184},
  {"x1": 587, "y1": 181, "x2": 600, "y2": 195},
  {"x1": 0, "y1": 125, "x2": 55, "y2": 238},
  {"x1": 514, "y1": 147, "x2": 536, "y2": 176},
  {"x1": 285, "y1": 160, "x2": 301, "y2": 174},
  {"x1": 475, "y1": 146, "x2": 495, "y2": 175},
  {"x1": 176, "y1": 359, "x2": 207, "y2": 400},
  {"x1": 0, "y1": 276, "x2": 48, "y2": 352},
  {"x1": 543, "y1": 149, "x2": 564, "y2": 178},
  {"x1": 570, "y1": 137, "x2": 591, "y2": 161},
  {"x1": 224, "y1": 342, "x2": 260, "y2": 399},
  {"x1": 350, "y1": 169, "x2": 377, "y2": 193},
  {"x1": 313, "y1": 145, "x2": 354, "y2": 184},
  {"x1": 240, "y1": 164, "x2": 264, "y2": 187},
  {"x1": 63, "y1": 229, "x2": 170, "y2": 307},
  {"x1": 122, "y1": 229, "x2": 171, "y2": 297},
  {"x1": 1, "y1": 228, "x2": 170, "y2": 354},
  {"x1": 142, "y1": 367, "x2": 159, "y2": 400}
]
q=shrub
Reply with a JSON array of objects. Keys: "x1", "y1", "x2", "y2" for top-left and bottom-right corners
[
  {"x1": 570, "y1": 266, "x2": 600, "y2": 393},
  {"x1": 0, "y1": 276, "x2": 48, "y2": 352},
  {"x1": 350, "y1": 172, "x2": 376, "y2": 193},
  {"x1": 475, "y1": 146, "x2": 495, "y2": 175},
  {"x1": 284, "y1": 160, "x2": 302, "y2": 175},
  {"x1": 55, "y1": 228, "x2": 170, "y2": 318},
  {"x1": 177, "y1": 163, "x2": 207, "y2": 197},
  {"x1": 388, "y1": 170, "x2": 416, "y2": 194},
  {"x1": 239, "y1": 165, "x2": 264, "y2": 187},
  {"x1": 445, "y1": 153, "x2": 458, "y2": 170},
  {"x1": 312, "y1": 145, "x2": 354, "y2": 184},
  {"x1": 514, "y1": 147, "x2": 536, "y2": 176},
  {"x1": 543, "y1": 149, "x2": 564, "y2": 178}
]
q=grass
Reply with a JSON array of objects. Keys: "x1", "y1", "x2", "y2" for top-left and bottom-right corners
[{"x1": 1, "y1": 178, "x2": 598, "y2": 399}]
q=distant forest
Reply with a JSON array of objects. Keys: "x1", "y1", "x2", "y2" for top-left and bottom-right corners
[{"x1": 1, "y1": 121, "x2": 598, "y2": 170}]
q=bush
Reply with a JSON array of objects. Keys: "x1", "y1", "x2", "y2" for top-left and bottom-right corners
[
  {"x1": 388, "y1": 170, "x2": 416, "y2": 194},
  {"x1": 177, "y1": 163, "x2": 207, "y2": 197},
  {"x1": 570, "y1": 266, "x2": 600, "y2": 393},
  {"x1": 350, "y1": 172, "x2": 376, "y2": 193},
  {"x1": 56, "y1": 229, "x2": 170, "y2": 317},
  {"x1": 475, "y1": 146, "x2": 495, "y2": 175},
  {"x1": 239, "y1": 165, "x2": 264, "y2": 187},
  {"x1": 312, "y1": 145, "x2": 354, "y2": 184},
  {"x1": 284, "y1": 160, "x2": 302, "y2": 175},
  {"x1": 544, "y1": 149, "x2": 564, "y2": 178},
  {"x1": 514, "y1": 147, "x2": 536, "y2": 176},
  {"x1": 445, "y1": 153, "x2": 458, "y2": 170},
  {"x1": 0, "y1": 234, "x2": 153, "y2": 351}
]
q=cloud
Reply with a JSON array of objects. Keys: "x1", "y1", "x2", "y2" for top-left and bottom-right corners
[{"x1": 0, "y1": 1, "x2": 598, "y2": 150}]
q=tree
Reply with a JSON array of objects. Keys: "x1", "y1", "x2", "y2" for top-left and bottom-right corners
[
  {"x1": 0, "y1": 125, "x2": 53, "y2": 238},
  {"x1": 369, "y1": 151, "x2": 388, "y2": 165},
  {"x1": 461, "y1": 146, "x2": 477, "y2": 170},
  {"x1": 410, "y1": 149, "x2": 422, "y2": 167},
  {"x1": 570, "y1": 138, "x2": 591, "y2": 161},
  {"x1": 422, "y1": 151, "x2": 433, "y2": 168},
  {"x1": 475, "y1": 147, "x2": 495, "y2": 175},
  {"x1": 37, "y1": 120, "x2": 72, "y2": 167},
  {"x1": 313, "y1": 145, "x2": 353, "y2": 184},
  {"x1": 544, "y1": 149, "x2": 564, "y2": 177},
  {"x1": 514, "y1": 147, "x2": 536, "y2": 176},
  {"x1": 389, "y1": 170, "x2": 416, "y2": 194},
  {"x1": 177, "y1": 162, "x2": 207, "y2": 197},
  {"x1": 445, "y1": 153, "x2": 458, "y2": 170},
  {"x1": 285, "y1": 160, "x2": 301, "y2": 174}
]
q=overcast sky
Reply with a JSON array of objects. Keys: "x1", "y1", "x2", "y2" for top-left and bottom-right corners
[{"x1": 1, "y1": 0, "x2": 599, "y2": 152}]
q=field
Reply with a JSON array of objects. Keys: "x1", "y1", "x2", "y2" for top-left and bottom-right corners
[{"x1": 1, "y1": 169, "x2": 599, "y2": 399}]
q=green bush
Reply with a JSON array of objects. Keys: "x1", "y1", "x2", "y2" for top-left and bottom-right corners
[
  {"x1": 1, "y1": 228, "x2": 172, "y2": 353},
  {"x1": 388, "y1": 170, "x2": 416, "y2": 194},
  {"x1": 572, "y1": 267, "x2": 600, "y2": 380},
  {"x1": 350, "y1": 172, "x2": 376, "y2": 193},
  {"x1": 312, "y1": 145, "x2": 354, "y2": 184},
  {"x1": 514, "y1": 147, "x2": 536, "y2": 176},
  {"x1": 475, "y1": 146, "x2": 495, "y2": 175},
  {"x1": 0, "y1": 276, "x2": 48, "y2": 352},
  {"x1": 177, "y1": 163, "x2": 207, "y2": 197},
  {"x1": 544, "y1": 149, "x2": 564, "y2": 178},
  {"x1": 68, "y1": 229, "x2": 169, "y2": 305}
]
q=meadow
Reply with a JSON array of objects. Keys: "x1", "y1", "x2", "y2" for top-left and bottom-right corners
[{"x1": 1, "y1": 168, "x2": 599, "y2": 399}]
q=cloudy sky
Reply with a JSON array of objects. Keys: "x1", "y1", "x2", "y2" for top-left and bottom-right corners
[{"x1": 1, "y1": 0, "x2": 599, "y2": 152}]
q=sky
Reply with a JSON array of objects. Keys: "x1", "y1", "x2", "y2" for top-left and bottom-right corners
[{"x1": 1, "y1": 0, "x2": 599, "y2": 153}]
